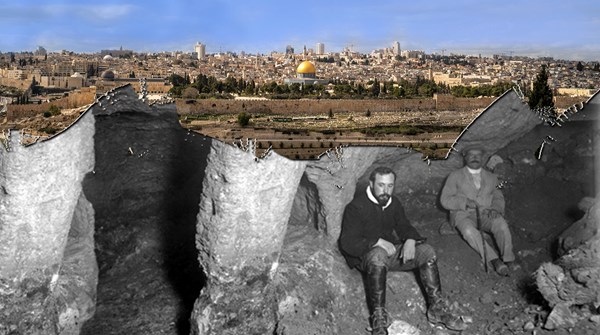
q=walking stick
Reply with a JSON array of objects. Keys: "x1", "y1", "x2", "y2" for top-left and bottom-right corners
[{"x1": 476, "y1": 205, "x2": 488, "y2": 273}]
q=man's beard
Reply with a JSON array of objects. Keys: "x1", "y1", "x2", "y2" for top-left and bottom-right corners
[{"x1": 377, "y1": 194, "x2": 390, "y2": 205}]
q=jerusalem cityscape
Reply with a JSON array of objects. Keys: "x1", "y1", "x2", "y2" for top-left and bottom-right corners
[{"x1": 0, "y1": 41, "x2": 598, "y2": 158}]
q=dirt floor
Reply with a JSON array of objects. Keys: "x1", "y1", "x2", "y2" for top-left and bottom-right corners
[{"x1": 80, "y1": 165, "x2": 599, "y2": 335}]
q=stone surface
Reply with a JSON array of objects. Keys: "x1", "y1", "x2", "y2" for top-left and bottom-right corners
[
  {"x1": 0, "y1": 106, "x2": 95, "y2": 333},
  {"x1": 55, "y1": 192, "x2": 98, "y2": 334},
  {"x1": 532, "y1": 92, "x2": 600, "y2": 320},
  {"x1": 387, "y1": 320, "x2": 421, "y2": 335},
  {"x1": 544, "y1": 303, "x2": 578, "y2": 330},
  {"x1": 445, "y1": 89, "x2": 542, "y2": 166},
  {"x1": 191, "y1": 140, "x2": 306, "y2": 334},
  {"x1": 536, "y1": 196, "x2": 600, "y2": 329},
  {"x1": 83, "y1": 85, "x2": 212, "y2": 272}
]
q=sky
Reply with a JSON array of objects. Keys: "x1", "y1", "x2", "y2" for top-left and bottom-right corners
[{"x1": 1, "y1": 0, "x2": 599, "y2": 61}]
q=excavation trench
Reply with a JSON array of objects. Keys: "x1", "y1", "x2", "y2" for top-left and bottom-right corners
[{"x1": 80, "y1": 106, "x2": 211, "y2": 334}]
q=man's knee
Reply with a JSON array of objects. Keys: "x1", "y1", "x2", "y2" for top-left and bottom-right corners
[
  {"x1": 491, "y1": 217, "x2": 510, "y2": 234},
  {"x1": 457, "y1": 224, "x2": 479, "y2": 242},
  {"x1": 415, "y1": 243, "x2": 437, "y2": 265},
  {"x1": 363, "y1": 247, "x2": 389, "y2": 268}
]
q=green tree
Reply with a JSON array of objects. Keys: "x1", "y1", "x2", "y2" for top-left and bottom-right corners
[
  {"x1": 528, "y1": 65, "x2": 554, "y2": 109},
  {"x1": 182, "y1": 87, "x2": 199, "y2": 99},
  {"x1": 46, "y1": 105, "x2": 61, "y2": 117},
  {"x1": 168, "y1": 74, "x2": 187, "y2": 87},
  {"x1": 237, "y1": 112, "x2": 251, "y2": 127},
  {"x1": 370, "y1": 79, "x2": 380, "y2": 97},
  {"x1": 576, "y1": 61, "x2": 584, "y2": 71}
]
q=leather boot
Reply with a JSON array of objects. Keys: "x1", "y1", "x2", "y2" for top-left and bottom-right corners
[
  {"x1": 419, "y1": 259, "x2": 468, "y2": 331},
  {"x1": 366, "y1": 265, "x2": 389, "y2": 335}
]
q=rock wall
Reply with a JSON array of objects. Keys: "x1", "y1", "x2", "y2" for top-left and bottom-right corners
[
  {"x1": 0, "y1": 108, "x2": 95, "y2": 333},
  {"x1": 302, "y1": 146, "x2": 389, "y2": 239},
  {"x1": 533, "y1": 90, "x2": 600, "y2": 330},
  {"x1": 83, "y1": 86, "x2": 212, "y2": 272},
  {"x1": 445, "y1": 89, "x2": 542, "y2": 166},
  {"x1": 79, "y1": 85, "x2": 211, "y2": 334},
  {"x1": 536, "y1": 196, "x2": 600, "y2": 330},
  {"x1": 191, "y1": 141, "x2": 306, "y2": 334},
  {"x1": 6, "y1": 87, "x2": 97, "y2": 121},
  {"x1": 55, "y1": 192, "x2": 98, "y2": 334}
]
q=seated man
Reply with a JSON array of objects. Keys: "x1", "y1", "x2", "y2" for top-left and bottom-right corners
[
  {"x1": 440, "y1": 145, "x2": 518, "y2": 276},
  {"x1": 339, "y1": 166, "x2": 468, "y2": 335}
]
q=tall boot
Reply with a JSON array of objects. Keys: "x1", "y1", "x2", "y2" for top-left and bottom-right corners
[
  {"x1": 366, "y1": 265, "x2": 389, "y2": 335},
  {"x1": 419, "y1": 259, "x2": 468, "y2": 331}
]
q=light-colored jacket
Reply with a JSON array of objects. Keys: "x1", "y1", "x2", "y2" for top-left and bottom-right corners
[{"x1": 440, "y1": 166, "x2": 505, "y2": 226}]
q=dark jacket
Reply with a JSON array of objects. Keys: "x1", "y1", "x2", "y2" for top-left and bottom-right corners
[{"x1": 338, "y1": 188, "x2": 424, "y2": 268}]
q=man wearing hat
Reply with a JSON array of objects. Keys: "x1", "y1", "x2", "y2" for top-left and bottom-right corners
[{"x1": 440, "y1": 145, "x2": 518, "y2": 276}]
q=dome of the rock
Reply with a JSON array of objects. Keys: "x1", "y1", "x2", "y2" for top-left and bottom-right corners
[{"x1": 296, "y1": 61, "x2": 316, "y2": 74}]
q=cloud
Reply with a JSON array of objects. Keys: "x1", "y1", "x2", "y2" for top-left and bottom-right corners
[
  {"x1": 74, "y1": 4, "x2": 137, "y2": 21},
  {"x1": 0, "y1": 3, "x2": 136, "y2": 22}
]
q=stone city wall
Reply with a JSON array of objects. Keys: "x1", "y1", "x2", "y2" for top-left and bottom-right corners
[
  {"x1": 176, "y1": 95, "x2": 494, "y2": 116},
  {"x1": 0, "y1": 77, "x2": 32, "y2": 90},
  {"x1": 94, "y1": 81, "x2": 172, "y2": 95},
  {"x1": 554, "y1": 95, "x2": 589, "y2": 109},
  {"x1": 434, "y1": 94, "x2": 496, "y2": 111},
  {"x1": 6, "y1": 87, "x2": 96, "y2": 121}
]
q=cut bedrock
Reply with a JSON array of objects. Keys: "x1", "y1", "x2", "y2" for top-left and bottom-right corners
[{"x1": 0, "y1": 110, "x2": 96, "y2": 334}]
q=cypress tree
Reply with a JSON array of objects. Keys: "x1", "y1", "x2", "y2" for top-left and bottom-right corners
[{"x1": 528, "y1": 65, "x2": 554, "y2": 109}]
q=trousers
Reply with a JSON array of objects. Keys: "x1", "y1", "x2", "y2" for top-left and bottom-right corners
[
  {"x1": 454, "y1": 210, "x2": 515, "y2": 263},
  {"x1": 357, "y1": 242, "x2": 436, "y2": 273}
]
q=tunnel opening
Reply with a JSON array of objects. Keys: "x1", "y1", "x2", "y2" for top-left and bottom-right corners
[
  {"x1": 287, "y1": 172, "x2": 325, "y2": 232},
  {"x1": 80, "y1": 105, "x2": 211, "y2": 334}
]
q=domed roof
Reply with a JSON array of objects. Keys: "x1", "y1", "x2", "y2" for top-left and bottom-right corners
[
  {"x1": 100, "y1": 70, "x2": 115, "y2": 80},
  {"x1": 103, "y1": 54, "x2": 113, "y2": 60},
  {"x1": 297, "y1": 61, "x2": 316, "y2": 74}
]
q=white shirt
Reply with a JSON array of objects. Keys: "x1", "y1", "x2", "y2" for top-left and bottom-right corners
[{"x1": 467, "y1": 167, "x2": 482, "y2": 189}]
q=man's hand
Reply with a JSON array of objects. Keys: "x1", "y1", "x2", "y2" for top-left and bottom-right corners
[
  {"x1": 466, "y1": 199, "x2": 478, "y2": 209},
  {"x1": 400, "y1": 239, "x2": 416, "y2": 263},
  {"x1": 373, "y1": 238, "x2": 396, "y2": 257},
  {"x1": 484, "y1": 209, "x2": 501, "y2": 219}
]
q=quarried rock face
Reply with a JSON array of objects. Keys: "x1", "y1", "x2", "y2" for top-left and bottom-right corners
[
  {"x1": 0, "y1": 110, "x2": 95, "y2": 334},
  {"x1": 445, "y1": 89, "x2": 542, "y2": 166},
  {"x1": 536, "y1": 196, "x2": 600, "y2": 330},
  {"x1": 55, "y1": 192, "x2": 98, "y2": 334},
  {"x1": 191, "y1": 141, "x2": 306, "y2": 334}
]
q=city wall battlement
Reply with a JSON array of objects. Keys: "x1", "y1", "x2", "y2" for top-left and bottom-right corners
[{"x1": 176, "y1": 95, "x2": 496, "y2": 115}]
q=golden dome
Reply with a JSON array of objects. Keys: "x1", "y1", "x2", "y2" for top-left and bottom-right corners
[{"x1": 296, "y1": 61, "x2": 316, "y2": 74}]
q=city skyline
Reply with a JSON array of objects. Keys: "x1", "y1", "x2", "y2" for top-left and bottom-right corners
[{"x1": 1, "y1": 0, "x2": 599, "y2": 61}]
